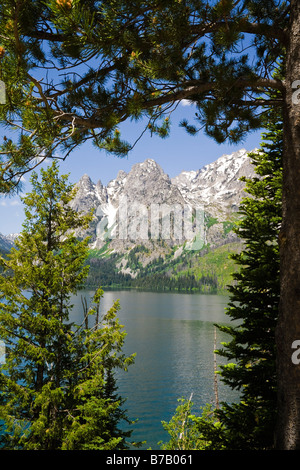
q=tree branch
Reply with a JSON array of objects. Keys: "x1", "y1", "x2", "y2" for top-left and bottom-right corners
[
  {"x1": 24, "y1": 29, "x2": 65, "y2": 42},
  {"x1": 190, "y1": 20, "x2": 288, "y2": 44},
  {"x1": 47, "y1": 75, "x2": 284, "y2": 132},
  {"x1": 142, "y1": 77, "x2": 285, "y2": 110}
]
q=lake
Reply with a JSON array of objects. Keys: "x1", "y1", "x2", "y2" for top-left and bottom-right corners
[{"x1": 70, "y1": 290, "x2": 239, "y2": 450}]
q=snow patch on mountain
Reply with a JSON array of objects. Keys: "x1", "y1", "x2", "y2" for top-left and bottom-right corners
[{"x1": 70, "y1": 147, "x2": 257, "y2": 253}]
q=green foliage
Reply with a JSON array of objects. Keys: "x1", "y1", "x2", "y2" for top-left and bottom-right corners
[
  {"x1": 172, "y1": 243, "x2": 239, "y2": 292},
  {"x1": 160, "y1": 70, "x2": 283, "y2": 450},
  {"x1": 208, "y1": 82, "x2": 282, "y2": 449},
  {"x1": 160, "y1": 397, "x2": 226, "y2": 451},
  {"x1": 0, "y1": 162, "x2": 136, "y2": 450},
  {"x1": 0, "y1": 0, "x2": 287, "y2": 194},
  {"x1": 160, "y1": 396, "x2": 204, "y2": 450},
  {"x1": 84, "y1": 241, "x2": 240, "y2": 294}
]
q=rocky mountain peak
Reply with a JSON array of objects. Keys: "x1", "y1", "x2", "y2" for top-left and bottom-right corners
[
  {"x1": 70, "y1": 148, "x2": 257, "y2": 250},
  {"x1": 116, "y1": 169, "x2": 127, "y2": 181},
  {"x1": 171, "y1": 147, "x2": 257, "y2": 218},
  {"x1": 79, "y1": 173, "x2": 94, "y2": 188},
  {"x1": 0, "y1": 148, "x2": 258, "y2": 261},
  {"x1": 71, "y1": 174, "x2": 98, "y2": 213},
  {"x1": 115, "y1": 158, "x2": 183, "y2": 206},
  {"x1": 0, "y1": 232, "x2": 14, "y2": 253}
]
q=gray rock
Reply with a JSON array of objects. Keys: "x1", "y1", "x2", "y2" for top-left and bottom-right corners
[{"x1": 70, "y1": 148, "x2": 257, "y2": 253}]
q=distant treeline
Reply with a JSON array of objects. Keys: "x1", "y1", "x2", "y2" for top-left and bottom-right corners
[{"x1": 84, "y1": 255, "x2": 219, "y2": 293}]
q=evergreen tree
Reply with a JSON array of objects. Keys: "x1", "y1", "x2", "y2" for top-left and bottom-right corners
[
  {"x1": 161, "y1": 75, "x2": 282, "y2": 451},
  {"x1": 1, "y1": 0, "x2": 300, "y2": 448},
  {"x1": 211, "y1": 83, "x2": 282, "y2": 450},
  {"x1": 213, "y1": 99, "x2": 282, "y2": 449},
  {"x1": 0, "y1": 0, "x2": 288, "y2": 194},
  {"x1": 0, "y1": 162, "x2": 135, "y2": 450}
]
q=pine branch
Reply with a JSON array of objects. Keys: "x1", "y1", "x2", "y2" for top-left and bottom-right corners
[
  {"x1": 190, "y1": 20, "x2": 288, "y2": 45},
  {"x1": 141, "y1": 77, "x2": 285, "y2": 110}
]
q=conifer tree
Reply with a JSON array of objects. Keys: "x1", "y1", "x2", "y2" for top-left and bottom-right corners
[
  {"x1": 0, "y1": 0, "x2": 288, "y2": 194},
  {"x1": 203, "y1": 81, "x2": 282, "y2": 450},
  {"x1": 161, "y1": 76, "x2": 283, "y2": 451},
  {"x1": 213, "y1": 97, "x2": 282, "y2": 449},
  {"x1": 1, "y1": 0, "x2": 300, "y2": 448},
  {"x1": 0, "y1": 162, "x2": 135, "y2": 450}
]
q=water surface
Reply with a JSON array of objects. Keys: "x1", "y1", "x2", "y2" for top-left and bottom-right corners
[{"x1": 71, "y1": 290, "x2": 239, "y2": 449}]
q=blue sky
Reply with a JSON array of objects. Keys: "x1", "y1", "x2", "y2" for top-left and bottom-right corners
[{"x1": 0, "y1": 101, "x2": 262, "y2": 235}]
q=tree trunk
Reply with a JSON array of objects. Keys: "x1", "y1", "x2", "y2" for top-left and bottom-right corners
[
  {"x1": 275, "y1": 0, "x2": 300, "y2": 449},
  {"x1": 214, "y1": 326, "x2": 219, "y2": 410}
]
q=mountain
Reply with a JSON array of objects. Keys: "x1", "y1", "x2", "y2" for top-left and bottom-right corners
[
  {"x1": 0, "y1": 148, "x2": 256, "y2": 291},
  {"x1": 171, "y1": 148, "x2": 255, "y2": 218},
  {"x1": 71, "y1": 147, "x2": 255, "y2": 248},
  {"x1": 70, "y1": 148, "x2": 256, "y2": 291},
  {"x1": 0, "y1": 233, "x2": 16, "y2": 253}
]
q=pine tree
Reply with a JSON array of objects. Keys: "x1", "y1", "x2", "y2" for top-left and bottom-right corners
[
  {"x1": 161, "y1": 74, "x2": 283, "y2": 451},
  {"x1": 203, "y1": 80, "x2": 283, "y2": 450},
  {"x1": 0, "y1": 0, "x2": 287, "y2": 194},
  {"x1": 2, "y1": 0, "x2": 300, "y2": 448},
  {"x1": 0, "y1": 162, "x2": 135, "y2": 450}
]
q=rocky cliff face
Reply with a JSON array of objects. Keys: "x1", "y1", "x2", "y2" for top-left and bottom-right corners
[
  {"x1": 70, "y1": 147, "x2": 256, "y2": 255},
  {"x1": 171, "y1": 148, "x2": 256, "y2": 219},
  {"x1": 0, "y1": 148, "x2": 257, "y2": 285}
]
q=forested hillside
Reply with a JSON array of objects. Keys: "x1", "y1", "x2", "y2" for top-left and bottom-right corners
[{"x1": 84, "y1": 241, "x2": 240, "y2": 294}]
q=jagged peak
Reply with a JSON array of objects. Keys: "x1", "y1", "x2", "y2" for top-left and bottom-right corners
[
  {"x1": 143, "y1": 158, "x2": 158, "y2": 165},
  {"x1": 133, "y1": 158, "x2": 163, "y2": 171},
  {"x1": 80, "y1": 173, "x2": 92, "y2": 181},
  {"x1": 127, "y1": 159, "x2": 168, "y2": 183},
  {"x1": 96, "y1": 179, "x2": 103, "y2": 188},
  {"x1": 173, "y1": 148, "x2": 255, "y2": 184},
  {"x1": 77, "y1": 173, "x2": 94, "y2": 188},
  {"x1": 116, "y1": 169, "x2": 127, "y2": 180}
]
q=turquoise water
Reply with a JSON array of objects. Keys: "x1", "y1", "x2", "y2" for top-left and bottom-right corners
[{"x1": 71, "y1": 290, "x2": 239, "y2": 449}]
